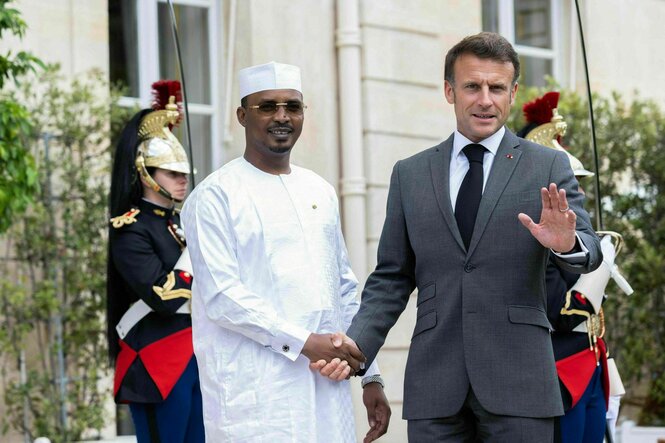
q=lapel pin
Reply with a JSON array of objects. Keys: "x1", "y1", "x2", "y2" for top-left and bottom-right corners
[{"x1": 506, "y1": 154, "x2": 514, "y2": 159}]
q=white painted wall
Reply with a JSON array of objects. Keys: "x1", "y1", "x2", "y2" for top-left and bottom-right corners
[
  {"x1": 6, "y1": 0, "x2": 109, "y2": 77},
  {"x1": 575, "y1": 0, "x2": 665, "y2": 107}
]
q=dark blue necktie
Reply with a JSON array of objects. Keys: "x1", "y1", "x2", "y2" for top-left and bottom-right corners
[{"x1": 455, "y1": 144, "x2": 486, "y2": 250}]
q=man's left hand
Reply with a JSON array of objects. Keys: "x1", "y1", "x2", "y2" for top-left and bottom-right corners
[
  {"x1": 363, "y1": 382, "x2": 391, "y2": 442},
  {"x1": 518, "y1": 183, "x2": 576, "y2": 253}
]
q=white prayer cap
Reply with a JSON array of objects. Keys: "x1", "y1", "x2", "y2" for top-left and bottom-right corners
[{"x1": 238, "y1": 61, "x2": 302, "y2": 100}]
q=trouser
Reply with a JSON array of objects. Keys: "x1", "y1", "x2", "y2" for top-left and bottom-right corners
[
  {"x1": 559, "y1": 366, "x2": 607, "y2": 443},
  {"x1": 408, "y1": 387, "x2": 554, "y2": 442},
  {"x1": 130, "y1": 357, "x2": 204, "y2": 443}
]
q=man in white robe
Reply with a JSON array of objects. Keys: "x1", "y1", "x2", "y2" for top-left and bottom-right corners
[{"x1": 181, "y1": 62, "x2": 390, "y2": 443}]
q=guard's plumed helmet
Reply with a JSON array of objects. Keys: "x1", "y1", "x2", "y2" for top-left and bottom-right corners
[
  {"x1": 517, "y1": 91, "x2": 594, "y2": 178},
  {"x1": 135, "y1": 80, "x2": 191, "y2": 202}
]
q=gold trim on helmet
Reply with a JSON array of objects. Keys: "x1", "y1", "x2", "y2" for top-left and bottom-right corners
[
  {"x1": 525, "y1": 108, "x2": 594, "y2": 178},
  {"x1": 135, "y1": 96, "x2": 191, "y2": 202},
  {"x1": 138, "y1": 96, "x2": 179, "y2": 139}
]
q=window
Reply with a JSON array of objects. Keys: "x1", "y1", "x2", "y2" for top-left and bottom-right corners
[
  {"x1": 482, "y1": 0, "x2": 562, "y2": 87},
  {"x1": 109, "y1": 0, "x2": 139, "y2": 97},
  {"x1": 109, "y1": 0, "x2": 221, "y2": 180}
]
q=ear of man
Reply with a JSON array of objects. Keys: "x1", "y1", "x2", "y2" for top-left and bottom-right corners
[{"x1": 236, "y1": 106, "x2": 247, "y2": 127}]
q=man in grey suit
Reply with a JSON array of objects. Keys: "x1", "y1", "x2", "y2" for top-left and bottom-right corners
[{"x1": 315, "y1": 32, "x2": 601, "y2": 441}]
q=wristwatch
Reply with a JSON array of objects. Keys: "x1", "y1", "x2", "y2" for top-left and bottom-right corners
[{"x1": 361, "y1": 375, "x2": 385, "y2": 389}]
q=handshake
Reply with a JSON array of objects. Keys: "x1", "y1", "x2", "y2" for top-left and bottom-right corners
[
  {"x1": 302, "y1": 332, "x2": 392, "y2": 442},
  {"x1": 302, "y1": 332, "x2": 367, "y2": 381}
]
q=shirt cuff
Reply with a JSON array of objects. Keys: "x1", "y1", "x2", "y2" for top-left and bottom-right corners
[
  {"x1": 267, "y1": 322, "x2": 311, "y2": 362},
  {"x1": 551, "y1": 233, "x2": 589, "y2": 264},
  {"x1": 362, "y1": 359, "x2": 381, "y2": 378}
]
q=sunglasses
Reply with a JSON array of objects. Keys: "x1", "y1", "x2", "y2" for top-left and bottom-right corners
[{"x1": 246, "y1": 101, "x2": 307, "y2": 116}]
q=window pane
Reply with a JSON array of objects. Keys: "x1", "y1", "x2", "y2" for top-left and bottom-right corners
[
  {"x1": 108, "y1": 0, "x2": 139, "y2": 97},
  {"x1": 171, "y1": 114, "x2": 213, "y2": 181},
  {"x1": 158, "y1": 4, "x2": 211, "y2": 105},
  {"x1": 514, "y1": 0, "x2": 552, "y2": 49},
  {"x1": 519, "y1": 56, "x2": 552, "y2": 87},
  {"x1": 481, "y1": 0, "x2": 499, "y2": 33}
]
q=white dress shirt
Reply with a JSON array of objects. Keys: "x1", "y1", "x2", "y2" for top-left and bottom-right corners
[{"x1": 449, "y1": 126, "x2": 505, "y2": 208}]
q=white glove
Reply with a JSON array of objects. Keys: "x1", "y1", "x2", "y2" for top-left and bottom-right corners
[
  {"x1": 606, "y1": 394, "x2": 621, "y2": 438},
  {"x1": 569, "y1": 235, "x2": 632, "y2": 313}
]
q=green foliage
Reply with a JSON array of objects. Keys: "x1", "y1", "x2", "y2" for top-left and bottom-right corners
[
  {"x1": 508, "y1": 83, "x2": 665, "y2": 425},
  {"x1": 0, "y1": 66, "x2": 135, "y2": 442},
  {"x1": 0, "y1": 0, "x2": 44, "y2": 233}
]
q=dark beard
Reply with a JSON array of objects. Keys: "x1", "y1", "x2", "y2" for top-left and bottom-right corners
[{"x1": 268, "y1": 146, "x2": 292, "y2": 154}]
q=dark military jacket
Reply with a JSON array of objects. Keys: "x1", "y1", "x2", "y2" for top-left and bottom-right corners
[
  {"x1": 109, "y1": 199, "x2": 193, "y2": 403},
  {"x1": 546, "y1": 260, "x2": 590, "y2": 360},
  {"x1": 546, "y1": 258, "x2": 606, "y2": 411}
]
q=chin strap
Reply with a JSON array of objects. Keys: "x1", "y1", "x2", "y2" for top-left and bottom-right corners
[{"x1": 135, "y1": 153, "x2": 183, "y2": 203}]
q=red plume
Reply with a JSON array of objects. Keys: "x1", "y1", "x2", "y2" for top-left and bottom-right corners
[
  {"x1": 151, "y1": 80, "x2": 183, "y2": 126},
  {"x1": 522, "y1": 91, "x2": 560, "y2": 125}
]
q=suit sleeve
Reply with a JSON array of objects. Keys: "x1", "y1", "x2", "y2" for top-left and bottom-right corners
[
  {"x1": 347, "y1": 161, "x2": 417, "y2": 366},
  {"x1": 111, "y1": 227, "x2": 191, "y2": 315},
  {"x1": 548, "y1": 150, "x2": 602, "y2": 274}
]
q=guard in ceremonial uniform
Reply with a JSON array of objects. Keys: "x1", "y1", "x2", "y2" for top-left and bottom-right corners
[
  {"x1": 107, "y1": 80, "x2": 204, "y2": 442},
  {"x1": 518, "y1": 92, "x2": 632, "y2": 443}
]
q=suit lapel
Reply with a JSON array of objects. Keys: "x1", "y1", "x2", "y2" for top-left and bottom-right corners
[
  {"x1": 430, "y1": 134, "x2": 466, "y2": 252},
  {"x1": 467, "y1": 130, "x2": 522, "y2": 257}
]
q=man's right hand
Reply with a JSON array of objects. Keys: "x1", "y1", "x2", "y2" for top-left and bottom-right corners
[
  {"x1": 301, "y1": 332, "x2": 366, "y2": 375},
  {"x1": 307, "y1": 332, "x2": 366, "y2": 381}
]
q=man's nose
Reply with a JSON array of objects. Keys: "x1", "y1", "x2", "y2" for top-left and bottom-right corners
[
  {"x1": 273, "y1": 105, "x2": 290, "y2": 122},
  {"x1": 478, "y1": 87, "x2": 492, "y2": 107}
]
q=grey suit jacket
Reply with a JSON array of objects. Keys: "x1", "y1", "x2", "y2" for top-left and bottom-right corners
[{"x1": 347, "y1": 129, "x2": 601, "y2": 420}]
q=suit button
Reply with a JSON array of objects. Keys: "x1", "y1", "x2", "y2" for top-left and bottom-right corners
[
  {"x1": 464, "y1": 264, "x2": 475, "y2": 273},
  {"x1": 282, "y1": 344, "x2": 290, "y2": 353}
]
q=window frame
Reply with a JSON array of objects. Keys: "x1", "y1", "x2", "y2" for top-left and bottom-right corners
[
  {"x1": 115, "y1": 0, "x2": 223, "y2": 173},
  {"x1": 488, "y1": 0, "x2": 564, "y2": 87}
]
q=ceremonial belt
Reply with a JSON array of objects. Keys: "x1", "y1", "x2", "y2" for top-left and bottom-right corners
[
  {"x1": 116, "y1": 299, "x2": 191, "y2": 340},
  {"x1": 571, "y1": 311, "x2": 603, "y2": 335}
]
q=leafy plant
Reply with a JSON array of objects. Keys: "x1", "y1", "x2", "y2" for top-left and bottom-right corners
[
  {"x1": 0, "y1": 0, "x2": 43, "y2": 233},
  {"x1": 509, "y1": 83, "x2": 665, "y2": 425},
  {"x1": 0, "y1": 66, "x2": 135, "y2": 442}
]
